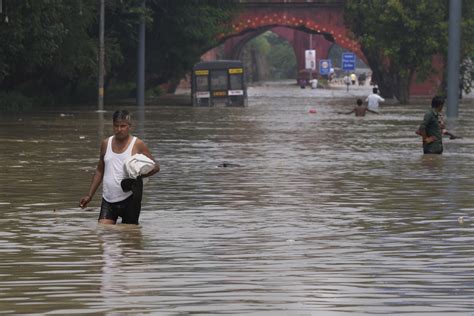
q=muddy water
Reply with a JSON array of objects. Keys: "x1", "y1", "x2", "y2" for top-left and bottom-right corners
[{"x1": 1, "y1": 82, "x2": 473, "y2": 315}]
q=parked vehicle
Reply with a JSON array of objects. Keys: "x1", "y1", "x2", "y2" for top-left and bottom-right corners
[{"x1": 191, "y1": 60, "x2": 247, "y2": 107}]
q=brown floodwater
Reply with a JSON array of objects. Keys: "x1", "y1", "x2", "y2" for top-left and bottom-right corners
[{"x1": 1, "y1": 82, "x2": 473, "y2": 315}]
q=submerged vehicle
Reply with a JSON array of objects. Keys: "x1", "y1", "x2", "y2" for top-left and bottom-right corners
[{"x1": 191, "y1": 60, "x2": 247, "y2": 107}]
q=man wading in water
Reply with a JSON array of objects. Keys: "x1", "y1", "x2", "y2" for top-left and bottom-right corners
[
  {"x1": 79, "y1": 110, "x2": 160, "y2": 224},
  {"x1": 338, "y1": 98, "x2": 379, "y2": 117},
  {"x1": 416, "y1": 96, "x2": 445, "y2": 155}
]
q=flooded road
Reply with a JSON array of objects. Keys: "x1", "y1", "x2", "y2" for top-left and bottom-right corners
[{"x1": 1, "y1": 82, "x2": 474, "y2": 315}]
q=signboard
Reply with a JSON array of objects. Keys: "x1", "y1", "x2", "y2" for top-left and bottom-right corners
[
  {"x1": 228, "y1": 90, "x2": 244, "y2": 96},
  {"x1": 342, "y1": 52, "x2": 356, "y2": 71},
  {"x1": 195, "y1": 70, "x2": 209, "y2": 75},
  {"x1": 212, "y1": 91, "x2": 227, "y2": 97},
  {"x1": 305, "y1": 50, "x2": 316, "y2": 70},
  {"x1": 319, "y1": 59, "x2": 332, "y2": 75},
  {"x1": 196, "y1": 91, "x2": 210, "y2": 98},
  {"x1": 228, "y1": 68, "x2": 243, "y2": 74}
]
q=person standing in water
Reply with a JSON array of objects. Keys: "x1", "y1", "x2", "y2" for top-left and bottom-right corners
[
  {"x1": 365, "y1": 87, "x2": 385, "y2": 112},
  {"x1": 79, "y1": 110, "x2": 160, "y2": 224},
  {"x1": 417, "y1": 96, "x2": 445, "y2": 155},
  {"x1": 343, "y1": 74, "x2": 351, "y2": 92},
  {"x1": 338, "y1": 99, "x2": 379, "y2": 117}
]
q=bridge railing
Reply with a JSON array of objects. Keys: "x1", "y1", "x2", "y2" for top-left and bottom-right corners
[{"x1": 234, "y1": 0, "x2": 345, "y2": 5}]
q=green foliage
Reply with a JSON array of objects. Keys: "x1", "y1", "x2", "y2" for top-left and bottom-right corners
[
  {"x1": 0, "y1": 92, "x2": 33, "y2": 112},
  {"x1": 106, "y1": 82, "x2": 137, "y2": 100},
  {"x1": 344, "y1": 0, "x2": 448, "y2": 103},
  {"x1": 138, "y1": 0, "x2": 237, "y2": 87},
  {"x1": 250, "y1": 36, "x2": 271, "y2": 56},
  {"x1": 345, "y1": 0, "x2": 474, "y2": 103},
  {"x1": 241, "y1": 31, "x2": 296, "y2": 81},
  {"x1": 0, "y1": 1, "x2": 99, "y2": 94},
  {"x1": 460, "y1": 59, "x2": 473, "y2": 95},
  {"x1": 0, "y1": 0, "x2": 237, "y2": 108},
  {"x1": 145, "y1": 85, "x2": 164, "y2": 98},
  {"x1": 460, "y1": 0, "x2": 474, "y2": 95},
  {"x1": 265, "y1": 32, "x2": 296, "y2": 79}
]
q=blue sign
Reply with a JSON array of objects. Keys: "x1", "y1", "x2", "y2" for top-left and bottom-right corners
[
  {"x1": 319, "y1": 59, "x2": 332, "y2": 75},
  {"x1": 342, "y1": 52, "x2": 356, "y2": 71}
]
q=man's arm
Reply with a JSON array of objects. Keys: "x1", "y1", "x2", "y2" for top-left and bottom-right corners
[
  {"x1": 338, "y1": 108, "x2": 355, "y2": 115},
  {"x1": 79, "y1": 139, "x2": 106, "y2": 208},
  {"x1": 135, "y1": 139, "x2": 160, "y2": 177},
  {"x1": 418, "y1": 128, "x2": 436, "y2": 144}
]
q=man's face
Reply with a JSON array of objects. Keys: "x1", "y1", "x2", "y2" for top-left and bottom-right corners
[
  {"x1": 435, "y1": 104, "x2": 444, "y2": 113},
  {"x1": 113, "y1": 119, "x2": 131, "y2": 140}
]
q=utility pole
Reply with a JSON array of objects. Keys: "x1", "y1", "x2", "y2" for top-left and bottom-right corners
[
  {"x1": 137, "y1": 0, "x2": 146, "y2": 108},
  {"x1": 98, "y1": 0, "x2": 105, "y2": 111},
  {"x1": 309, "y1": 33, "x2": 313, "y2": 82},
  {"x1": 446, "y1": 0, "x2": 462, "y2": 118}
]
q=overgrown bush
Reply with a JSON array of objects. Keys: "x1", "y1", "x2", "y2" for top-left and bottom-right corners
[
  {"x1": 145, "y1": 86, "x2": 164, "y2": 98},
  {"x1": 0, "y1": 92, "x2": 33, "y2": 112}
]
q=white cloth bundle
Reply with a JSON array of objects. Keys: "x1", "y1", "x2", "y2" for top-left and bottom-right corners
[{"x1": 124, "y1": 154, "x2": 155, "y2": 180}]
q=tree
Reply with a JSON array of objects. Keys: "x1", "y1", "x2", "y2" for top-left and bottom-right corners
[
  {"x1": 265, "y1": 32, "x2": 297, "y2": 79},
  {"x1": 135, "y1": 0, "x2": 236, "y2": 92},
  {"x1": 344, "y1": 0, "x2": 447, "y2": 104},
  {"x1": 0, "y1": 0, "x2": 237, "y2": 104},
  {"x1": 241, "y1": 33, "x2": 271, "y2": 82},
  {"x1": 458, "y1": 0, "x2": 474, "y2": 96},
  {"x1": 0, "y1": 1, "x2": 102, "y2": 99}
]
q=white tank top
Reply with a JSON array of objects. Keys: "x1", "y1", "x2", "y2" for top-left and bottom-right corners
[{"x1": 102, "y1": 136, "x2": 137, "y2": 203}]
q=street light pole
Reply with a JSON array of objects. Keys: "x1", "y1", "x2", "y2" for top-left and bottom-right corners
[
  {"x1": 98, "y1": 0, "x2": 105, "y2": 111},
  {"x1": 446, "y1": 0, "x2": 462, "y2": 118},
  {"x1": 137, "y1": 0, "x2": 146, "y2": 108},
  {"x1": 309, "y1": 33, "x2": 313, "y2": 82}
]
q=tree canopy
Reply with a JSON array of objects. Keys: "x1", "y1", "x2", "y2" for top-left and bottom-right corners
[
  {"x1": 0, "y1": 0, "x2": 236, "y2": 106},
  {"x1": 344, "y1": 0, "x2": 447, "y2": 103},
  {"x1": 345, "y1": 0, "x2": 474, "y2": 104}
]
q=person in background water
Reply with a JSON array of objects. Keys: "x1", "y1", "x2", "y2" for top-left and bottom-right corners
[
  {"x1": 418, "y1": 110, "x2": 462, "y2": 140},
  {"x1": 79, "y1": 110, "x2": 160, "y2": 224},
  {"x1": 299, "y1": 78, "x2": 307, "y2": 89},
  {"x1": 310, "y1": 77, "x2": 318, "y2": 89},
  {"x1": 343, "y1": 74, "x2": 351, "y2": 92},
  {"x1": 338, "y1": 98, "x2": 379, "y2": 117},
  {"x1": 417, "y1": 96, "x2": 445, "y2": 155},
  {"x1": 350, "y1": 73, "x2": 357, "y2": 85},
  {"x1": 365, "y1": 87, "x2": 385, "y2": 112}
]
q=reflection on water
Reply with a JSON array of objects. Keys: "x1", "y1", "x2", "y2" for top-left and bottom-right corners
[
  {"x1": 0, "y1": 82, "x2": 474, "y2": 314},
  {"x1": 98, "y1": 225, "x2": 147, "y2": 308}
]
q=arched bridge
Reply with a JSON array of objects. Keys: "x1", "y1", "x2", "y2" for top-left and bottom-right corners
[
  {"x1": 201, "y1": 0, "x2": 439, "y2": 96},
  {"x1": 222, "y1": 0, "x2": 360, "y2": 71}
]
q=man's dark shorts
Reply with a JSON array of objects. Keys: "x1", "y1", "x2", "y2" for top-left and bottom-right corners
[
  {"x1": 99, "y1": 195, "x2": 139, "y2": 224},
  {"x1": 423, "y1": 148, "x2": 443, "y2": 155}
]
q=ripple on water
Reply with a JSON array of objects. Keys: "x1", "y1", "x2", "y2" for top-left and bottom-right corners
[{"x1": 0, "y1": 84, "x2": 474, "y2": 314}]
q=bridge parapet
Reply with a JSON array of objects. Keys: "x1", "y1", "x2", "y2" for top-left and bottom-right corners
[
  {"x1": 225, "y1": 1, "x2": 361, "y2": 59},
  {"x1": 235, "y1": 0, "x2": 344, "y2": 5}
]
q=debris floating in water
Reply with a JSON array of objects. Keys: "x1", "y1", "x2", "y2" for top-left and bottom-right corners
[
  {"x1": 218, "y1": 162, "x2": 242, "y2": 168},
  {"x1": 458, "y1": 216, "x2": 464, "y2": 224},
  {"x1": 308, "y1": 109, "x2": 317, "y2": 114}
]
